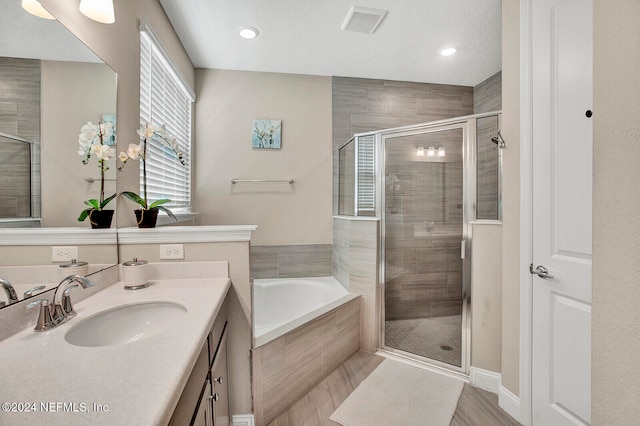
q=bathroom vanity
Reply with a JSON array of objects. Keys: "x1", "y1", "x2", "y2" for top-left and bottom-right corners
[
  {"x1": 0, "y1": 272, "x2": 230, "y2": 425},
  {"x1": 171, "y1": 297, "x2": 229, "y2": 425}
]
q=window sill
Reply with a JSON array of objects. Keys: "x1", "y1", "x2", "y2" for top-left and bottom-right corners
[{"x1": 157, "y1": 211, "x2": 199, "y2": 226}]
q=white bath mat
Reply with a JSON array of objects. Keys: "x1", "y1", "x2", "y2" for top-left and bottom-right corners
[{"x1": 330, "y1": 359, "x2": 464, "y2": 426}]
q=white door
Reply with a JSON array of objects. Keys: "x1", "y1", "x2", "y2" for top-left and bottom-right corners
[{"x1": 531, "y1": 0, "x2": 592, "y2": 424}]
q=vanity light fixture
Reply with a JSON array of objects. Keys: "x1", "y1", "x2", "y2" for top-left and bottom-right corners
[
  {"x1": 417, "y1": 146, "x2": 425, "y2": 157},
  {"x1": 440, "y1": 46, "x2": 457, "y2": 57},
  {"x1": 437, "y1": 146, "x2": 446, "y2": 157},
  {"x1": 79, "y1": 0, "x2": 115, "y2": 24},
  {"x1": 427, "y1": 147, "x2": 436, "y2": 157},
  {"x1": 239, "y1": 26, "x2": 259, "y2": 40},
  {"x1": 21, "y1": 0, "x2": 55, "y2": 20}
]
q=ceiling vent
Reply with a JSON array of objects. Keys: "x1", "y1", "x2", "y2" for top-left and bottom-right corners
[{"x1": 341, "y1": 6, "x2": 388, "y2": 34}]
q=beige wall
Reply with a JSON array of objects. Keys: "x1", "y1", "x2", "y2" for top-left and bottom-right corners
[
  {"x1": 41, "y1": 61, "x2": 116, "y2": 226},
  {"x1": 500, "y1": 0, "x2": 520, "y2": 396},
  {"x1": 193, "y1": 69, "x2": 333, "y2": 245},
  {"x1": 592, "y1": 1, "x2": 640, "y2": 423},
  {"x1": 471, "y1": 224, "x2": 503, "y2": 373},
  {"x1": 38, "y1": 0, "x2": 195, "y2": 228}
]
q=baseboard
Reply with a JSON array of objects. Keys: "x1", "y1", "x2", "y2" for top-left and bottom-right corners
[
  {"x1": 469, "y1": 367, "x2": 501, "y2": 394},
  {"x1": 231, "y1": 414, "x2": 255, "y2": 426},
  {"x1": 498, "y1": 385, "x2": 521, "y2": 423}
]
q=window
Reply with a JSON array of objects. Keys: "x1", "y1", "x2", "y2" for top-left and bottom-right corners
[
  {"x1": 356, "y1": 134, "x2": 376, "y2": 215},
  {"x1": 140, "y1": 23, "x2": 195, "y2": 215}
]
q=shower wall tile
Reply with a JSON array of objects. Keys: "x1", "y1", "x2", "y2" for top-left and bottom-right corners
[
  {"x1": 474, "y1": 71, "x2": 502, "y2": 114},
  {"x1": 250, "y1": 244, "x2": 332, "y2": 279},
  {"x1": 332, "y1": 76, "x2": 475, "y2": 215},
  {"x1": 332, "y1": 217, "x2": 379, "y2": 352},
  {"x1": 0, "y1": 58, "x2": 40, "y2": 219}
]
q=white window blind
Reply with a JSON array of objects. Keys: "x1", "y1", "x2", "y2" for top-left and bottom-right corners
[
  {"x1": 140, "y1": 26, "x2": 194, "y2": 212},
  {"x1": 357, "y1": 135, "x2": 375, "y2": 214}
]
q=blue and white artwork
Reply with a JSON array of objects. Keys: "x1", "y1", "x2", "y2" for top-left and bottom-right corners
[
  {"x1": 101, "y1": 113, "x2": 116, "y2": 146},
  {"x1": 252, "y1": 119, "x2": 281, "y2": 149}
]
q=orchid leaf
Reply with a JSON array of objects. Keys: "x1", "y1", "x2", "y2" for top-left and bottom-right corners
[
  {"x1": 156, "y1": 205, "x2": 177, "y2": 221},
  {"x1": 84, "y1": 199, "x2": 100, "y2": 209},
  {"x1": 149, "y1": 199, "x2": 171, "y2": 209},
  {"x1": 121, "y1": 191, "x2": 147, "y2": 209},
  {"x1": 77, "y1": 208, "x2": 92, "y2": 222},
  {"x1": 100, "y1": 193, "x2": 117, "y2": 209}
]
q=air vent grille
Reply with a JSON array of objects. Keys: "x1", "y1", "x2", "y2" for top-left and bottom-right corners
[{"x1": 341, "y1": 6, "x2": 388, "y2": 34}]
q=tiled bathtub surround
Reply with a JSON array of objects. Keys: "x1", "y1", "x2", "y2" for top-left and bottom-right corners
[
  {"x1": 250, "y1": 244, "x2": 332, "y2": 279},
  {"x1": 332, "y1": 217, "x2": 379, "y2": 352},
  {"x1": 252, "y1": 297, "x2": 360, "y2": 426}
]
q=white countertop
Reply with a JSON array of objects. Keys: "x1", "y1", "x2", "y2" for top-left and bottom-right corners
[{"x1": 0, "y1": 277, "x2": 230, "y2": 425}]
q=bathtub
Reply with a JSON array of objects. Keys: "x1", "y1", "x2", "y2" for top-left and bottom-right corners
[
  {"x1": 252, "y1": 276, "x2": 361, "y2": 424},
  {"x1": 253, "y1": 276, "x2": 358, "y2": 347}
]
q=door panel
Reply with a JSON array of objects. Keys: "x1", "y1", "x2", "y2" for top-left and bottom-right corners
[
  {"x1": 532, "y1": 0, "x2": 592, "y2": 424},
  {"x1": 382, "y1": 125, "x2": 468, "y2": 371}
]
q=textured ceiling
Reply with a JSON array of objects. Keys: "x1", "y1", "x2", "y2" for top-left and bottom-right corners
[
  {"x1": 159, "y1": 0, "x2": 502, "y2": 86},
  {"x1": 0, "y1": 0, "x2": 100, "y2": 63}
]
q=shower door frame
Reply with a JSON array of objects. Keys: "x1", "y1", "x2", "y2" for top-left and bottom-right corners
[{"x1": 372, "y1": 112, "x2": 496, "y2": 376}]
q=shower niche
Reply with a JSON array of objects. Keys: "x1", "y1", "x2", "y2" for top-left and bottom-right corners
[{"x1": 338, "y1": 112, "x2": 502, "y2": 373}]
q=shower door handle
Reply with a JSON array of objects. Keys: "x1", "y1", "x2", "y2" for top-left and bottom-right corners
[{"x1": 529, "y1": 264, "x2": 554, "y2": 279}]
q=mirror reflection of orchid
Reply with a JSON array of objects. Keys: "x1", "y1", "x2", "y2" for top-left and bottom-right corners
[
  {"x1": 77, "y1": 120, "x2": 116, "y2": 223},
  {"x1": 118, "y1": 123, "x2": 185, "y2": 221}
]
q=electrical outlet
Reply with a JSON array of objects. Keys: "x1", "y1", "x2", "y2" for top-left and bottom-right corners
[
  {"x1": 52, "y1": 246, "x2": 78, "y2": 262},
  {"x1": 160, "y1": 244, "x2": 184, "y2": 260}
]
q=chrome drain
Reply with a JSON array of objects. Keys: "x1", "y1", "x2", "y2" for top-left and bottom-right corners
[{"x1": 440, "y1": 345, "x2": 453, "y2": 351}]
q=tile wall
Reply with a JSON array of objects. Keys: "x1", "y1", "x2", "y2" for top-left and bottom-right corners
[
  {"x1": 332, "y1": 77, "x2": 475, "y2": 215},
  {"x1": 384, "y1": 134, "x2": 464, "y2": 320},
  {"x1": 250, "y1": 244, "x2": 332, "y2": 279},
  {"x1": 0, "y1": 58, "x2": 40, "y2": 219},
  {"x1": 332, "y1": 217, "x2": 379, "y2": 352}
]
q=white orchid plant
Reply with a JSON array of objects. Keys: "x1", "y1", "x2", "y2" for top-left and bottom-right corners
[
  {"x1": 77, "y1": 121, "x2": 117, "y2": 222},
  {"x1": 118, "y1": 123, "x2": 185, "y2": 219}
]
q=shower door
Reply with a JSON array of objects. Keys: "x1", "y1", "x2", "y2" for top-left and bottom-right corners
[{"x1": 380, "y1": 122, "x2": 470, "y2": 372}]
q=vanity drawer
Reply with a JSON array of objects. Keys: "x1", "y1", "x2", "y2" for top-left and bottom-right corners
[{"x1": 208, "y1": 299, "x2": 227, "y2": 363}]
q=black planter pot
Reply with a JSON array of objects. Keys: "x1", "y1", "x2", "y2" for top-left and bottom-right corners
[
  {"x1": 88, "y1": 209, "x2": 114, "y2": 229},
  {"x1": 135, "y1": 208, "x2": 159, "y2": 228}
]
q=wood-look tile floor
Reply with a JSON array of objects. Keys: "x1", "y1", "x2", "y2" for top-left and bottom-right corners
[{"x1": 268, "y1": 351, "x2": 521, "y2": 426}]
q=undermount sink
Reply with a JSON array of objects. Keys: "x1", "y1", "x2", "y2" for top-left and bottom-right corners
[{"x1": 65, "y1": 301, "x2": 187, "y2": 347}]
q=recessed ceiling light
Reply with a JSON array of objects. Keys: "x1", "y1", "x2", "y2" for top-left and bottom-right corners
[
  {"x1": 440, "y1": 47, "x2": 457, "y2": 57},
  {"x1": 239, "y1": 26, "x2": 259, "y2": 40}
]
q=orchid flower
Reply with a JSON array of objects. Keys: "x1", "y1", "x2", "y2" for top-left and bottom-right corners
[
  {"x1": 118, "y1": 123, "x2": 186, "y2": 221},
  {"x1": 77, "y1": 119, "x2": 117, "y2": 222}
]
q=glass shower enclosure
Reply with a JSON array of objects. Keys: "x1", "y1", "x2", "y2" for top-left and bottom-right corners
[{"x1": 339, "y1": 112, "x2": 501, "y2": 374}]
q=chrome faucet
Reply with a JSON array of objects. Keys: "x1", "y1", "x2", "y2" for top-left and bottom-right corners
[
  {"x1": 53, "y1": 275, "x2": 95, "y2": 323},
  {"x1": 0, "y1": 278, "x2": 19, "y2": 308},
  {"x1": 26, "y1": 275, "x2": 95, "y2": 332}
]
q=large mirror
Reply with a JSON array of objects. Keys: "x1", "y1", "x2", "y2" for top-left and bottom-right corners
[{"x1": 0, "y1": 0, "x2": 118, "y2": 307}]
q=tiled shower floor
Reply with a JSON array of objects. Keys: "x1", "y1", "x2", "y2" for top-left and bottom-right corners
[{"x1": 385, "y1": 315, "x2": 462, "y2": 366}]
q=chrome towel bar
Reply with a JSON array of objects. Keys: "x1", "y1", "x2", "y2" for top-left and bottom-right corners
[
  {"x1": 86, "y1": 177, "x2": 117, "y2": 183},
  {"x1": 231, "y1": 179, "x2": 294, "y2": 184}
]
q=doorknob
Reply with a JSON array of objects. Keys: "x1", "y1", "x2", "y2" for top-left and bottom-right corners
[{"x1": 529, "y1": 264, "x2": 554, "y2": 279}]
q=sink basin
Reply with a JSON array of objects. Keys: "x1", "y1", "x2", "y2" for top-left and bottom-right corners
[{"x1": 65, "y1": 301, "x2": 187, "y2": 347}]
